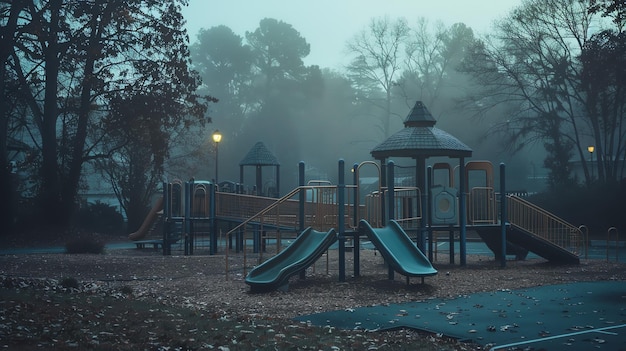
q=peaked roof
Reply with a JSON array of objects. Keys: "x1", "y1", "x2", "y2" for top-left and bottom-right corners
[
  {"x1": 239, "y1": 141, "x2": 280, "y2": 166},
  {"x1": 371, "y1": 101, "x2": 472, "y2": 159},
  {"x1": 404, "y1": 100, "x2": 436, "y2": 127}
]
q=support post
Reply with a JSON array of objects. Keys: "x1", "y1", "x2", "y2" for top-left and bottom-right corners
[
  {"x1": 338, "y1": 159, "x2": 346, "y2": 282},
  {"x1": 184, "y1": 181, "x2": 192, "y2": 255},
  {"x1": 298, "y1": 161, "x2": 306, "y2": 280},
  {"x1": 353, "y1": 163, "x2": 360, "y2": 278},
  {"x1": 387, "y1": 160, "x2": 395, "y2": 280},
  {"x1": 209, "y1": 181, "x2": 217, "y2": 255},
  {"x1": 162, "y1": 182, "x2": 170, "y2": 256},
  {"x1": 427, "y1": 166, "x2": 433, "y2": 262},
  {"x1": 500, "y1": 163, "x2": 507, "y2": 268},
  {"x1": 459, "y1": 158, "x2": 467, "y2": 266}
]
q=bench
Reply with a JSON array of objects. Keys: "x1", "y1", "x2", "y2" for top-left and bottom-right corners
[{"x1": 134, "y1": 239, "x2": 164, "y2": 249}]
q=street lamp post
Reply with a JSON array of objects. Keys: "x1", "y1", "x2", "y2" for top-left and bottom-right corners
[
  {"x1": 587, "y1": 145, "x2": 596, "y2": 179},
  {"x1": 212, "y1": 130, "x2": 222, "y2": 185}
]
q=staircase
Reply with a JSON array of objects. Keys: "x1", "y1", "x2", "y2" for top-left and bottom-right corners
[
  {"x1": 471, "y1": 192, "x2": 583, "y2": 264},
  {"x1": 506, "y1": 194, "x2": 584, "y2": 258}
]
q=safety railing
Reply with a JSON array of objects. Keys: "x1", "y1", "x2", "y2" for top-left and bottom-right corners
[
  {"x1": 606, "y1": 227, "x2": 620, "y2": 262},
  {"x1": 363, "y1": 187, "x2": 422, "y2": 228},
  {"x1": 467, "y1": 187, "x2": 498, "y2": 224},
  {"x1": 506, "y1": 194, "x2": 584, "y2": 256},
  {"x1": 223, "y1": 185, "x2": 357, "y2": 279}
]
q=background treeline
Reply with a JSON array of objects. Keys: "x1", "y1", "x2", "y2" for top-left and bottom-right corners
[{"x1": 1, "y1": 0, "x2": 624, "y2": 236}]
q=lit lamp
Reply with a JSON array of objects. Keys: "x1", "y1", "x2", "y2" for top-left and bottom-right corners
[
  {"x1": 587, "y1": 145, "x2": 594, "y2": 179},
  {"x1": 212, "y1": 130, "x2": 222, "y2": 184}
]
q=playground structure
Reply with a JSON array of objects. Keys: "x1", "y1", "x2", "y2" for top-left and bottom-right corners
[
  {"x1": 130, "y1": 101, "x2": 586, "y2": 291},
  {"x1": 132, "y1": 157, "x2": 585, "y2": 289}
]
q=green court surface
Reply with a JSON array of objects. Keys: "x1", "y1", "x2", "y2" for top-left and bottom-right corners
[{"x1": 295, "y1": 281, "x2": 626, "y2": 350}]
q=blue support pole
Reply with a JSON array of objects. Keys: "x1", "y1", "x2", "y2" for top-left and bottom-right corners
[
  {"x1": 338, "y1": 159, "x2": 346, "y2": 282},
  {"x1": 387, "y1": 160, "x2": 395, "y2": 221},
  {"x1": 380, "y1": 160, "x2": 387, "y2": 224},
  {"x1": 298, "y1": 161, "x2": 306, "y2": 280},
  {"x1": 299, "y1": 161, "x2": 305, "y2": 233},
  {"x1": 162, "y1": 182, "x2": 170, "y2": 256},
  {"x1": 210, "y1": 181, "x2": 217, "y2": 255},
  {"x1": 500, "y1": 163, "x2": 507, "y2": 268},
  {"x1": 427, "y1": 166, "x2": 434, "y2": 262},
  {"x1": 387, "y1": 160, "x2": 395, "y2": 280},
  {"x1": 459, "y1": 158, "x2": 467, "y2": 266},
  {"x1": 184, "y1": 181, "x2": 191, "y2": 256},
  {"x1": 353, "y1": 163, "x2": 360, "y2": 278}
]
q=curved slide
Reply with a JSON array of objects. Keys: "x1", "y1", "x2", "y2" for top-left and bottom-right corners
[
  {"x1": 245, "y1": 228, "x2": 337, "y2": 292},
  {"x1": 128, "y1": 197, "x2": 164, "y2": 241},
  {"x1": 359, "y1": 219, "x2": 437, "y2": 278}
]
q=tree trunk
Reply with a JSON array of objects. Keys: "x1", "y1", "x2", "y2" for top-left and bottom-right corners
[
  {"x1": 61, "y1": 8, "x2": 102, "y2": 228},
  {"x1": 39, "y1": 0, "x2": 65, "y2": 228},
  {"x1": 0, "y1": 0, "x2": 25, "y2": 234}
]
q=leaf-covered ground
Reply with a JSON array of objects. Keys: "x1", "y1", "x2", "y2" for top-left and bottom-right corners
[
  {"x1": 1, "y1": 242, "x2": 624, "y2": 351},
  {"x1": 0, "y1": 276, "x2": 468, "y2": 350}
]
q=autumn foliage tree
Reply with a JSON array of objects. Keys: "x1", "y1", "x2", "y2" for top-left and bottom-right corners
[{"x1": 2, "y1": 0, "x2": 211, "y2": 233}]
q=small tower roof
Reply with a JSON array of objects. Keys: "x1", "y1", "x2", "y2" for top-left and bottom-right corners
[{"x1": 239, "y1": 141, "x2": 280, "y2": 166}]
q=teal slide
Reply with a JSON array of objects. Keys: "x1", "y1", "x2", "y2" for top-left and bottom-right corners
[
  {"x1": 359, "y1": 219, "x2": 437, "y2": 278},
  {"x1": 245, "y1": 228, "x2": 337, "y2": 292}
]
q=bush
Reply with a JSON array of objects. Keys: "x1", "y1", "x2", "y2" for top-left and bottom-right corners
[
  {"x1": 59, "y1": 277, "x2": 79, "y2": 289},
  {"x1": 528, "y1": 182, "x2": 626, "y2": 236},
  {"x1": 65, "y1": 236, "x2": 105, "y2": 254},
  {"x1": 76, "y1": 201, "x2": 125, "y2": 234}
]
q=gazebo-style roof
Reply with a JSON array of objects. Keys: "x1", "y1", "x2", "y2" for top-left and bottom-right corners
[
  {"x1": 369, "y1": 101, "x2": 473, "y2": 265},
  {"x1": 371, "y1": 101, "x2": 472, "y2": 159},
  {"x1": 239, "y1": 141, "x2": 280, "y2": 166},
  {"x1": 239, "y1": 141, "x2": 280, "y2": 197}
]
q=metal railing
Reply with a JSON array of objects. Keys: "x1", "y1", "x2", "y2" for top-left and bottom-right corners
[
  {"x1": 506, "y1": 194, "x2": 584, "y2": 256},
  {"x1": 364, "y1": 187, "x2": 422, "y2": 228},
  {"x1": 467, "y1": 187, "x2": 498, "y2": 224},
  {"x1": 223, "y1": 185, "x2": 356, "y2": 279}
]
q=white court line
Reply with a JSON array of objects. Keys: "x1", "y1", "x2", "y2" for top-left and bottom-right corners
[{"x1": 489, "y1": 324, "x2": 626, "y2": 351}]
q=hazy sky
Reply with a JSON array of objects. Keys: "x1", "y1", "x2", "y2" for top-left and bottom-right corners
[{"x1": 182, "y1": 0, "x2": 521, "y2": 69}]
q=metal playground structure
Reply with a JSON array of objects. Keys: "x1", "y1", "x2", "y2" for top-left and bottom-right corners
[{"x1": 131, "y1": 158, "x2": 585, "y2": 281}]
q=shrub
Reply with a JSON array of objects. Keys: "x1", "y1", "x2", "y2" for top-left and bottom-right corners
[
  {"x1": 119, "y1": 285, "x2": 133, "y2": 296},
  {"x1": 65, "y1": 236, "x2": 105, "y2": 254},
  {"x1": 76, "y1": 201, "x2": 125, "y2": 234},
  {"x1": 59, "y1": 277, "x2": 79, "y2": 289}
]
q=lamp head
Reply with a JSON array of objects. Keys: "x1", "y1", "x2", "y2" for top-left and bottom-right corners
[
  {"x1": 587, "y1": 145, "x2": 594, "y2": 153},
  {"x1": 212, "y1": 130, "x2": 222, "y2": 143}
]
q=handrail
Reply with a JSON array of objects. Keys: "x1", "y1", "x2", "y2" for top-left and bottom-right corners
[
  {"x1": 224, "y1": 185, "x2": 346, "y2": 280},
  {"x1": 506, "y1": 194, "x2": 583, "y2": 256},
  {"x1": 578, "y1": 225, "x2": 589, "y2": 259},
  {"x1": 224, "y1": 186, "x2": 303, "y2": 238},
  {"x1": 607, "y1": 227, "x2": 619, "y2": 262}
]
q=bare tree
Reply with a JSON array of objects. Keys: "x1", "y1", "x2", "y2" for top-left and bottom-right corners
[
  {"x1": 581, "y1": 0, "x2": 626, "y2": 184},
  {"x1": 461, "y1": 0, "x2": 598, "y2": 188},
  {"x1": 401, "y1": 19, "x2": 477, "y2": 113},
  {"x1": 346, "y1": 16, "x2": 409, "y2": 139}
]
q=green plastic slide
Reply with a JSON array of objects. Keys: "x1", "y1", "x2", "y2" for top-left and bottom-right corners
[
  {"x1": 359, "y1": 219, "x2": 437, "y2": 278},
  {"x1": 245, "y1": 228, "x2": 337, "y2": 292}
]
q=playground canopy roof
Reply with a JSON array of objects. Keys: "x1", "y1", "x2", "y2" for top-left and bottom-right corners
[
  {"x1": 370, "y1": 101, "x2": 473, "y2": 159},
  {"x1": 239, "y1": 141, "x2": 280, "y2": 166}
]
